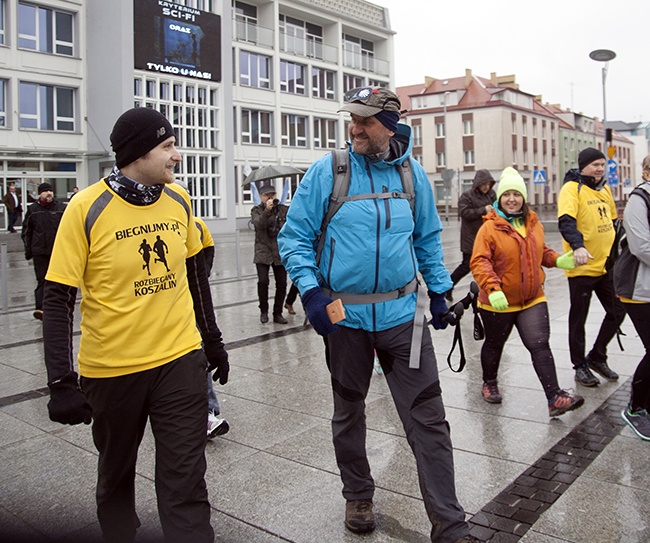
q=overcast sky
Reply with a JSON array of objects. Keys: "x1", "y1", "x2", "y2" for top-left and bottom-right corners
[{"x1": 374, "y1": 0, "x2": 649, "y2": 124}]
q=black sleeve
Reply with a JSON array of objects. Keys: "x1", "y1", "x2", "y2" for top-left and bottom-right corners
[
  {"x1": 43, "y1": 280, "x2": 78, "y2": 385},
  {"x1": 203, "y1": 246, "x2": 215, "y2": 276},
  {"x1": 186, "y1": 252, "x2": 223, "y2": 344},
  {"x1": 558, "y1": 214, "x2": 585, "y2": 250}
]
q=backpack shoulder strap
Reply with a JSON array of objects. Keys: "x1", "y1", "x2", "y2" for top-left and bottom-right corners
[
  {"x1": 316, "y1": 149, "x2": 349, "y2": 265},
  {"x1": 630, "y1": 185, "x2": 650, "y2": 215},
  {"x1": 324, "y1": 149, "x2": 350, "y2": 231},
  {"x1": 398, "y1": 157, "x2": 415, "y2": 213}
]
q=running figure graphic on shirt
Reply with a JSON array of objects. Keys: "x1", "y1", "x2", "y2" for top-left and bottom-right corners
[
  {"x1": 139, "y1": 238, "x2": 152, "y2": 276},
  {"x1": 153, "y1": 235, "x2": 170, "y2": 272}
]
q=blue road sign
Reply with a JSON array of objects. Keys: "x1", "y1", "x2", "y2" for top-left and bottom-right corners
[
  {"x1": 533, "y1": 170, "x2": 547, "y2": 185},
  {"x1": 608, "y1": 159, "x2": 618, "y2": 186}
]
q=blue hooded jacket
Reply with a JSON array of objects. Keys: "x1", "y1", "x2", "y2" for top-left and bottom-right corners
[{"x1": 278, "y1": 123, "x2": 451, "y2": 332}]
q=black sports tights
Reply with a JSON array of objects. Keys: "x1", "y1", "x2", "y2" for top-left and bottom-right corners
[
  {"x1": 480, "y1": 302, "x2": 560, "y2": 400},
  {"x1": 622, "y1": 303, "x2": 650, "y2": 411}
]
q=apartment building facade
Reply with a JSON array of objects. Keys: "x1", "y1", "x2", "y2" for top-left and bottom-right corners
[
  {"x1": 398, "y1": 70, "x2": 635, "y2": 213},
  {"x1": 230, "y1": 0, "x2": 393, "y2": 224},
  {"x1": 0, "y1": 0, "x2": 394, "y2": 233}
]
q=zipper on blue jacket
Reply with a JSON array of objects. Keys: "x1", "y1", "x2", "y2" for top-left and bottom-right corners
[
  {"x1": 366, "y1": 161, "x2": 381, "y2": 296},
  {"x1": 326, "y1": 237, "x2": 336, "y2": 287},
  {"x1": 382, "y1": 185, "x2": 391, "y2": 229}
]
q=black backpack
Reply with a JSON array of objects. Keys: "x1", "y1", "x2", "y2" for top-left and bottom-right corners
[
  {"x1": 612, "y1": 184, "x2": 650, "y2": 298},
  {"x1": 607, "y1": 185, "x2": 650, "y2": 274}
]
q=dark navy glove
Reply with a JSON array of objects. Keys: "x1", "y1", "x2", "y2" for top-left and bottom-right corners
[
  {"x1": 428, "y1": 291, "x2": 449, "y2": 330},
  {"x1": 204, "y1": 340, "x2": 229, "y2": 385},
  {"x1": 301, "y1": 287, "x2": 340, "y2": 337},
  {"x1": 47, "y1": 373, "x2": 92, "y2": 425}
]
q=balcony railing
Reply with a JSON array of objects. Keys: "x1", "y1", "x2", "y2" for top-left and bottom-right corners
[
  {"x1": 279, "y1": 32, "x2": 338, "y2": 64},
  {"x1": 233, "y1": 20, "x2": 274, "y2": 49},
  {"x1": 342, "y1": 49, "x2": 389, "y2": 77}
]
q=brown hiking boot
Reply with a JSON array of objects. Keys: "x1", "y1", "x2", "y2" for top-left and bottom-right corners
[{"x1": 345, "y1": 499, "x2": 375, "y2": 533}]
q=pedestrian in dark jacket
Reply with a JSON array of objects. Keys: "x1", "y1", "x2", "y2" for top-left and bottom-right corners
[
  {"x1": 447, "y1": 169, "x2": 495, "y2": 301},
  {"x1": 251, "y1": 184, "x2": 288, "y2": 324},
  {"x1": 3, "y1": 182, "x2": 22, "y2": 233},
  {"x1": 22, "y1": 182, "x2": 65, "y2": 319}
]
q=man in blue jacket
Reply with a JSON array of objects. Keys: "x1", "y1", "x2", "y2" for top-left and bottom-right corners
[{"x1": 278, "y1": 87, "x2": 477, "y2": 543}]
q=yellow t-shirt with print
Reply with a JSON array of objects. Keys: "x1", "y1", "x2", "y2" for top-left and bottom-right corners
[
  {"x1": 46, "y1": 180, "x2": 203, "y2": 378},
  {"x1": 194, "y1": 217, "x2": 214, "y2": 249},
  {"x1": 558, "y1": 181, "x2": 617, "y2": 277}
]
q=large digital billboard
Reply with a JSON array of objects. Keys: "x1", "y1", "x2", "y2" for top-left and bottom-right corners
[{"x1": 134, "y1": 0, "x2": 221, "y2": 82}]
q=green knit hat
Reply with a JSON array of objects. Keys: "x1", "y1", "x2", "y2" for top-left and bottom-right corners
[{"x1": 497, "y1": 167, "x2": 527, "y2": 202}]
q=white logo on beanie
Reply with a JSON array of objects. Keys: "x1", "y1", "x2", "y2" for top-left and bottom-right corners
[{"x1": 156, "y1": 127, "x2": 167, "y2": 138}]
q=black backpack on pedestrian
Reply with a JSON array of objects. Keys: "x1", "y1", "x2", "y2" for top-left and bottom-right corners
[{"x1": 613, "y1": 184, "x2": 650, "y2": 298}]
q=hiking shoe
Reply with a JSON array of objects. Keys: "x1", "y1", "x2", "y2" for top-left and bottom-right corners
[
  {"x1": 284, "y1": 303, "x2": 296, "y2": 314},
  {"x1": 548, "y1": 390, "x2": 584, "y2": 417},
  {"x1": 452, "y1": 536, "x2": 481, "y2": 543},
  {"x1": 33, "y1": 309, "x2": 43, "y2": 320},
  {"x1": 260, "y1": 313, "x2": 269, "y2": 324},
  {"x1": 273, "y1": 314, "x2": 288, "y2": 324},
  {"x1": 481, "y1": 380, "x2": 502, "y2": 404},
  {"x1": 207, "y1": 413, "x2": 229, "y2": 439},
  {"x1": 574, "y1": 365, "x2": 599, "y2": 387},
  {"x1": 344, "y1": 499, "x2": 375, "y2": 533},
  {"x1": 587, "y1": 356, "x2": 619, "y2": 381},
  {"x1": 621, "y1": 407, "x2": 650, "y2": 441},
  {"x1": 445, "y1": 289, "x2": 454, "y2": 302}
]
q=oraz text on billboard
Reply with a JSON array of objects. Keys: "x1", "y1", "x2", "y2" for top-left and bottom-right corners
[{"x1": 134, "y1": 0, "x2": 221, "y2": 82}]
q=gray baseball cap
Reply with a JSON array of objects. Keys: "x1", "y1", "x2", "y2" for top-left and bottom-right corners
[{"x1": 338, "y1": 87, "x2": 401, "y2": 117}]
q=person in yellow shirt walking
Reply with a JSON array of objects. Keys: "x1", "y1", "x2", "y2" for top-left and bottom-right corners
[
  {"x1": 558, "y1": 147, "x2": 626, "y2": 387},
  {"x1": 42, "y1": 107, "x2": 229, "y2": 543}
]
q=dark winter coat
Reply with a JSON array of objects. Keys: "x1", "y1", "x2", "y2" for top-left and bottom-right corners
[
  {"x1": 21, "y1": 198, "x2": 65, "y2": 259},
  {"x1": 458, "y1": 169, "x2": 496, "y2": 254},
  {"x1": 251, "y1": 201, "x2": 288, "y2": 265},
  {"x1": 471, "y1": 209, "x2": 559, "y2": 308}
]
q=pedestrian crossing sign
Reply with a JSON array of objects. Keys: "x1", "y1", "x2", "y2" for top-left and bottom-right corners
[{"x1": 533, "y1": 170, "x2": 547, "y2": 185}]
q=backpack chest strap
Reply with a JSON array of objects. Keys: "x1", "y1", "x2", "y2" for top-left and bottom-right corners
[
  {"x1": 321, "y1": 277, "x2": 418, "y2": 305},
  {"x1": 333, "y1": 192, "x2": 414, "y2": 205}
]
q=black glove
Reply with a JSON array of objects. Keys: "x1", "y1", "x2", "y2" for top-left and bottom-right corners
[
  {"x1": 204, "y1": 340, "x2": 229, "y2": 385},
  {"x1": 428, "y1": 291, "x2": 449, "y2": 330},
  {"x1": 47, "y1": 375, "x2": 92, "y2": 425},
  {"x1": 301, "y1": 287, "x2": 340, "y2": 337}
]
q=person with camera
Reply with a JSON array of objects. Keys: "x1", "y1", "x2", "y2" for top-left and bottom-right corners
[
  {"x1": 251, "y1": 184, "x2": 289, "y2": 324},
  {"x1": 471, "y1": 167, "x2": 584, "y2": 416}
]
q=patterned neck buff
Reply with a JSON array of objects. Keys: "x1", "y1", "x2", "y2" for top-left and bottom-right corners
[{"x1": 105, "y1": 165, "x2": 164, "y2": 206}]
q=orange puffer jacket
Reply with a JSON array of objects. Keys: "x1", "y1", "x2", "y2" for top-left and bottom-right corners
[{"x1": 470, "y1": 209, "x2": 559, "y2": 307}]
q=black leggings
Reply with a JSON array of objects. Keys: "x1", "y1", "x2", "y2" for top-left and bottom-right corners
[
  {"x1": 622, "y1": 303, "x2": 650, "y2": 411},
  {"x1": 480, "y1": 302, "x2": 560, "y2": 400}
]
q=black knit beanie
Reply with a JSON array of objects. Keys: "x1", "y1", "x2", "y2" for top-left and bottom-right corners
[
  {"x1": 110, "y1": 107, "x2": 175, "y2": 169},
  {"x1": 578, "y1": 147, "x2": 606, "y2": 172}
]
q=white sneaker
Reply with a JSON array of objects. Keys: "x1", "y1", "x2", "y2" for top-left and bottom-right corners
[{"x1": 207, "y1": 412, "x2": 229, "y2": 439}]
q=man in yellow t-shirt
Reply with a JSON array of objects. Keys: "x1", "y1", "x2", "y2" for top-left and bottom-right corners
[
  {"x1": 558, "y1": 147, "x2": 626, "y2": 388},
  {"x1": 42, "y1": 107, "x2": 229, "y2": 543}
]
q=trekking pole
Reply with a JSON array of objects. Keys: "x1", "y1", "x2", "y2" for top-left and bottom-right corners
[{"x1": 1, "y1": 243, "x2": 7, "y2": 311}]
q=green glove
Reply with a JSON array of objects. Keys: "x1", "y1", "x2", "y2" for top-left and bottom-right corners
[
  {"x1": 556, "y1": 250, "x2": 575, "y2": 270},
  {"x1": 488, "y1": 290, "x2": 509, "y2": 311}
]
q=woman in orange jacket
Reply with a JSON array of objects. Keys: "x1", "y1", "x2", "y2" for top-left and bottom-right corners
[{"x1": 470, "y1": 167, "x2": 584, "y2": 417}]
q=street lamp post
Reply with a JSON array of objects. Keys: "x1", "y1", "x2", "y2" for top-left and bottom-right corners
[{"x1": 589, "y1": 49, "x2": 616, "y2": 153}]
